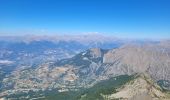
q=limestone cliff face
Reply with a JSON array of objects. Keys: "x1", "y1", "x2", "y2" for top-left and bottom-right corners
[{"x1": 89, "y1": 48, "x2": 103, "y2": 58}]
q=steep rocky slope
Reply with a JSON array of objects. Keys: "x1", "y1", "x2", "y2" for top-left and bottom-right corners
[{"x1": 104, "y1": 43, "x2": 170, "y2": 88}]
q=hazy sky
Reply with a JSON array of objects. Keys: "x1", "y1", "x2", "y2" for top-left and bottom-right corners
[{"x1": 0, "y1": 0, "x2": 170, "y2": 39}]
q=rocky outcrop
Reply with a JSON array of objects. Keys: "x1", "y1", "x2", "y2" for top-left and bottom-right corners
[{"x1": 107, "y1": 74, "x2": 170, "y2": 100}]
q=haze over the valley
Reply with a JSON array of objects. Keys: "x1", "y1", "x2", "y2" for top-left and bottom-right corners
[{"x1": 0, "y1": 0, "x2": 170, "y2": 100}]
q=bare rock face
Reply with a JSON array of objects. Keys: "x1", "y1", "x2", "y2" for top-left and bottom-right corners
[
  {"x1": 103, "y1": 43, "x2": 170, "y2": 83},
  {"x1": 89, "y1": 48, "x2": 103, "y2": 58}
]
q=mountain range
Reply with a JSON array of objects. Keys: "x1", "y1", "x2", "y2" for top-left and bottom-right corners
[{"x1": 0, "y1": 35, "x2": 170, "y2": 100}]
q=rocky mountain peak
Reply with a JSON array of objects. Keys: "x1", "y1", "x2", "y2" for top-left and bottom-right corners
[{"x1": 89, "y1": 48, "x2": 103, "y2": 58}]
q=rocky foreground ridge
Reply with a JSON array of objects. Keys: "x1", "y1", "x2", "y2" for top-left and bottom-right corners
[{"x1": 106, "y1": 73, "x2": 170, "y2": 100}]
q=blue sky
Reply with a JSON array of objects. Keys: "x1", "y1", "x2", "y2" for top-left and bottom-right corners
[{"x1": 0, "y1": 0, "x2": 170, "y2": 39}]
